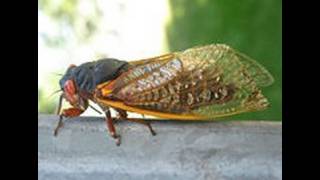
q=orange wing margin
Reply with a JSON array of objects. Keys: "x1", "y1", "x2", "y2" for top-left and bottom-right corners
[{"x1": 95, "y1": 98, "x2": 211, "y2": 120}]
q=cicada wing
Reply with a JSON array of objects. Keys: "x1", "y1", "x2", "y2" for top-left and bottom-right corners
[
  {"x1": 128, "y1": 53, "x2": 174, "y2": 66},
  {"x1": 234, "y1": 50, "x2": 274, "y2": 87},
  {"x1": 177, "y1": 44, "x2": 272, "y2": 118},
  {"x1": 96, "y1": 44, "x2": 273, "y2": 119},
  {"x1": 179, "y1": 44, "x2": 274, "y2": 87}
]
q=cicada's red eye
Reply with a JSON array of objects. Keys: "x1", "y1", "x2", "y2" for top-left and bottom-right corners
[
  {"x1": 64, "y1": 79, "x2": 78, "y2": 104},
  {"x1": 64, "y1": 79, "x2": 76, "y2": 95}
]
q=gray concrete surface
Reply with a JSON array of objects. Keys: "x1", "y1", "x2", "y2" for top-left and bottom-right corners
[{"x1": 38, "y1": 114, "x2": 282, "y2": 180}]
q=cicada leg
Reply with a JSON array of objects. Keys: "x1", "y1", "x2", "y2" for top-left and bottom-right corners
[
  {"x1": 126, "y1": 118, "x2": 156, "y2": 136},
  {"x1": 114, "y1": 109, "x2": 156, "y2": 136},
  {"x1": 54, "y1": 108, "x2": 84, "y2": 136},
  {"x1": 104, "y1": 108, "x2": 121, "y2": 146},
  {"x1": 114, "y1": 108, "x2": 128, "y2": 120},
  {"x1": 54, "y1": 115, "x2": 64, "y2": 136}
]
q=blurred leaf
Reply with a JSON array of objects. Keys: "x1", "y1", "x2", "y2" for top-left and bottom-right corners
[
  {"x1": 38, "y1": 88, "x2": 56, "y2": 114},
  {"x1": 39, "y1": 0, "x2": 102, "y2": 45},
  {"x1": 39, "y1": 0, "x2": 78, "y2": 25}
]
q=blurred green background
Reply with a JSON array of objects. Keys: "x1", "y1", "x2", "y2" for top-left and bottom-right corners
[{"x1": 38, "y1": 0, "x2": 281, "y2": 120}]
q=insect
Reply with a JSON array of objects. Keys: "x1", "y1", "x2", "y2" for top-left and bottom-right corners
[{"x1": 54, "y1": 44, "x2": 274, "y2": 146}]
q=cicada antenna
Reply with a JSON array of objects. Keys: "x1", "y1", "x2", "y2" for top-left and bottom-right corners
[
  {"x1": 50, "y1": 70, "x2": 64, "y2": 77},
  {"x1": 47, "y1": 89, "x2": 63, "y2": 100}
]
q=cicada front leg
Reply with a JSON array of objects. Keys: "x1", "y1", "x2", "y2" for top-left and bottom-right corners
[
  {"x1": 54, "y1": 94, "x2": 88, "y2": 136},
  {"x1": 54, "y1": 107, "x2": 84, "y2": 136}
]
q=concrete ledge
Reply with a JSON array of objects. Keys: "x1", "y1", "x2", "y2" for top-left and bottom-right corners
[{"x1": 38, "y1": 114, "x2": 282, "y2": 180}]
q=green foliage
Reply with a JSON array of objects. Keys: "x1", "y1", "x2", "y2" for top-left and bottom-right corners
[
  {"x1": 39, "y1": 0, "x2": 79, "y2": 25},
  {"x1": 167, "y1": 0, "x2": 282, "y2": 120},
  {"x1": 38, "y1": 88, "x2": 56, "y2": 114},
  {"x1": 38, "y1": 70, "x2": 63, "y2": 114}
]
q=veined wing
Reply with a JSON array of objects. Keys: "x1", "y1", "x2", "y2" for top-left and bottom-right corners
[{"x1": 96, "y1": 44, "x2": 273, "y2": 119}]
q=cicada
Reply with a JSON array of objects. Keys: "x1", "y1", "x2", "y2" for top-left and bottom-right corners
[{"x1": 55, "y1": 44, "x2": 274, "y2": 145}]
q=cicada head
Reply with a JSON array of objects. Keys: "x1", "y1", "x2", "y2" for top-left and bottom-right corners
[
  {"x1": 58, "y1": 64, "x2": 89, "y2": 111},
  {"x1": 58, "y1": 58, "x2": 130, "y2": 111}
]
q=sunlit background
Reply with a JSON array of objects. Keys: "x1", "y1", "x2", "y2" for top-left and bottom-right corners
[{"x1": 38, "y1": 0, "x2": 282, "y2": 120}]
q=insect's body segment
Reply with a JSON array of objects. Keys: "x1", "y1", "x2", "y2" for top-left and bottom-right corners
[
  {"x1": 56, "y1": 44, "x2": 274, "y2": 145},
  {"x1": 59, "y1": 58, "x2": 131, "y2": 94}
]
